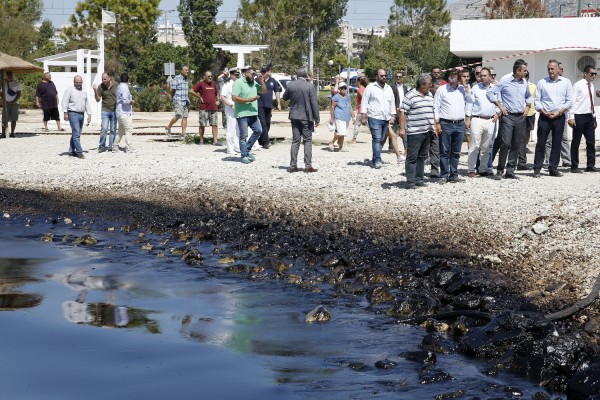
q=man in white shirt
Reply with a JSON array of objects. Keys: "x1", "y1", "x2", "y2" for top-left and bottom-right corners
[
  {"x1": 433, "y1": 69, "x2": 473, "y2": 183},
  {"x1": 61, "y1": 75, "x2": 92, "y2": 158},
  {"x1": 569, "y1": 65, "x2": 597, "y2": 173},
  {"x1": 466, "y1": 67, "x2": 499, "y2": 178},
  {"x1": 220, "y1": 67, "x2": 241, "y2": 155},
  {"x1": 360, "y1": 69, "x2": 396, "y2": 169},
  {"x1": 1, "y1": 71, "x2": 22, "y2": 138}
]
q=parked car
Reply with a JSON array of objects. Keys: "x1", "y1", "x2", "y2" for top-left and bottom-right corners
[{"x1": 271, "y1": 73, "x2": 293, "y2": 100}]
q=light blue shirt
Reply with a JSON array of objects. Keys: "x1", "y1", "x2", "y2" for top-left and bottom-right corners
[
  {"x1": 466, "y1": 82, "x2": 499, "y2": 117},
  {"x1": 535, "y1": 76, "x2": 573, "y2": 113},
  {"x1": 116, "y1": 82, "x2": 133, "y2": 118},
  {"x1": 433, "y1": 83, "x2": 473, "y2": 120},
  {"x1": 486, "y1": 74, "x2": 532, "y2": 114}
]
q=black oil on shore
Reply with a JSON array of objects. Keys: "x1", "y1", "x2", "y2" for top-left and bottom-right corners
[{"x1": 0, "y1": 214, "x2": 553, "y2": 399}]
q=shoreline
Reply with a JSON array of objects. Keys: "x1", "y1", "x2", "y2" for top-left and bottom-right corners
[{"x1": 2, "y1": 110, "x2": 600, "y2": 394}]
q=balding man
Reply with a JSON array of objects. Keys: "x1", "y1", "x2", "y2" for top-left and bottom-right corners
[{"x1": 62, "y1": 75, "x2": 91, "y2": 159}]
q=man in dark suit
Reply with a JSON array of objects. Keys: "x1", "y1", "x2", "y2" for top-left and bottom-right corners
[{"x1": 282, "y1": 67, "x2": 320, "y2": 173}]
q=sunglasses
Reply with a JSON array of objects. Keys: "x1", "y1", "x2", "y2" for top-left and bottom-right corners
[
  {"x1": 589, "y1": 72, "x2": 597, "y2": 76},
  {"x1": 395, "y1": 75, "x2": 403, "y2": 78},
  {"x1": 491, "y1": 74, "x2": 497, "y2": 77}
]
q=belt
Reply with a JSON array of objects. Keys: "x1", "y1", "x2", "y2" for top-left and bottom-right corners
[
  {"x1": 508, "y1": 112, "x2": 523, "y2": 116},
  {"x1": 68, "y1": 110, "x2": 84, "y2": 114},
  {"x1": 472, "y1": 115, "x2": 494, "y2": 120},
  {"x1": 439, "y1": 118, "x2": 464, "y2": 124}
]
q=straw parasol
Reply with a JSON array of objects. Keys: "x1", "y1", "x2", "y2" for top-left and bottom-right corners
[{"x1": 0, "y1": 52, "x2": 43, "y2": 128}]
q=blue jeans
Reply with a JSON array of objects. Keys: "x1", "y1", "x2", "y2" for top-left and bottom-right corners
[
  {"x1": 99, "y1": 111, "x2": 117, "y2": 149},
  {"x1": 237, "y1": 115, "x2": 262, "y2": 158},
  {"x1": 439, "y1": 121, "x2": 465, "y2": 178},
  {"x1": 367, "y1": 117, "x2": 389, "y2": 165},
  {"x1": 68, "y1": 111, "x2": 84, "y2": 154}
]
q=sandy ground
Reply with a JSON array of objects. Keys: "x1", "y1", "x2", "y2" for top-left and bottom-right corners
[{"x1": 2, "y1": 108, "x2": 600, "y2": 310}]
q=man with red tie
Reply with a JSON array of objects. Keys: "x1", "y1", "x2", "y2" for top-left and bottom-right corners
[{"x1": 568, "y1": 65, "x2": 598, "y2": 173}]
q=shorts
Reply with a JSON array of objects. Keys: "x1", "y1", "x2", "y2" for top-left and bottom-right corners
[
  {"x1": 2, "y1": 102, "x2": 19, "y2": 125},
  {"x1": 199, "y1": 110, "x2": 218, "y2": 127},
  {"x1": 174, "y1": 103, "x2": 189, "y2": 120},
  {"x1": 43, "y1": 107, "x2": 60, "y2": 121},
  {"x1": 335, "y1": 119, "x2": 350, "y2": 136},
  {"x1": 526, "y1": 115, "x2": 535, "y2": 131}
]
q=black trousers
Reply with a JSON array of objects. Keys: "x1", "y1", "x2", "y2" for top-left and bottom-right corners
[
  {"x1": 495, "y1": 113, "x2": 525, "y2": 174},
  {"x1": 570, "y1": 114, "x2": 596, "y2": 169},
  {"x1": 258, "y1": 106, "x2": 273, "y2": 146},
  {"x1": 533, "y1": 114, "x2": 565, "y2": 171}
]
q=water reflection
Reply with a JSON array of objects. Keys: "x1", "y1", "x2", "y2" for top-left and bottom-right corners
[
  {"x1": 0, "y1": 258, "x2": 44, "y2": 310},
  {"x1": 59, "y1": 272, "x2": 161, "y2": 333}
]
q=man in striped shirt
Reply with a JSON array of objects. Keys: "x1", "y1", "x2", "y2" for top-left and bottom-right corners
[{"x1": 399, "y1": 73, "x2": 435, "y2": 189}]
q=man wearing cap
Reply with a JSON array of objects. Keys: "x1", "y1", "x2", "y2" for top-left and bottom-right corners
[
  {"x1": 283, "y1": 67, "x2": 320, "y2": 173},
  {"x1": 1, "y1": 71, "x2": 22, "y2": 138},
  {"x1": 191, "y1": 70, "x2": 221, "y2": 146},
  {"x1": 164, "y1": 65, "x2": 190, "y2": 136},
  {"x1": 221, "y1": 67, "x2": 241, "y2": 155},
  {"x1": 256, "y1": 64, "x2": 282, "y2": 149},
  {"x1": 232, "y1": 66, "x2": 267, "y2": 164}
]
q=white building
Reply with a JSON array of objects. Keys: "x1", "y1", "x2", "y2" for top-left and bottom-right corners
[
  {"x1": 450, "y1": 18, "x2": 600, "y2": 84},
  {"x1": 156, "y1": 23, "x2": 187, "y2": 47}
]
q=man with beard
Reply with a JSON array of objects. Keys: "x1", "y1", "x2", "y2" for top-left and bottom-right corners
[
  {"x1": 61, "y1": 75, "x2": 91, "y2": 158},
  {"x1": 93, "y1": 72, "x2": 117, "y2": 152},
  {"x1": 191, "y1": 70, "x2": 221, "y2": 146},
  {"x1": 361, "y1": 68, "x2": 396, "y2": 169},
  {"x1": 232, "y1": 66, "x2": 267, "y2": 164}
]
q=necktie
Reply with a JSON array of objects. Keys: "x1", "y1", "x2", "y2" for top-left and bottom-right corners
[{"x1": 588, "y1": 82, "x2": 595, "y2": 114}]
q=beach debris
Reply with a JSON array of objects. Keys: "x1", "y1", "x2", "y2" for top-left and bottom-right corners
[{"x1": 74, "y1": 235, "x2": 97, "y2": 245}]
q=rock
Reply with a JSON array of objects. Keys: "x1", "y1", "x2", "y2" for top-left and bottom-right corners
[
  {"x1": 419, "y1": 367, "x2": 453, "y2": 384},
  {"x1": 403, "y1": 350, "x2": 437, "y2": 365},
  {"x1": 181, "y1": 249, "x2": 202, "y2": 263},
  {"x1": 584, "y1": 317, "x2": 600, "y2": 334},
  {"x1": 532, "y1": 223, "x2": 548, "y2": 234},
  {"x1": 273, "y1": 261, "x2": 289, "y2": 273},
  {"x1": 366, "y1": 286, "x2": 394, "y2": 305},
  {"x1": 374, "y1": 359, "x2": 397, "y2": 369},
  {"x1": 3, "y1": 213, "x2": 10, "y2": 219},
  {"x1": 141, "y1": 242, "x2": 154, "y2": 251},
  {"x1": 484, "y1": 255, "x2": 502, "y2": 264},
  {"x1": 218, "y1": 256, "x2": 235, "y2": 264},
  {"x1": 434, "y1": 389, "x2": 465, "y2": 399},
  {"x1": 348, "y1": 361, "x2": 368, "y2": 371},
  {"x1": 421, "y1": 333, "x2": 457, "y2": 354},
  {"x1": 421, "y1": 318, "x2": 450, "y2": 332},
  {"x1": 64, "y1": 217, "x2": 72, "y2": 224},
  {"x1": 74, "y1": 234, "x2": 97, "y2": 245},
  {"x1": 41, "y1": 233, "x2": 54, "y2": 242},
  {"x1": 305, "y1": 305, "x2": 331, "y2": 323}
]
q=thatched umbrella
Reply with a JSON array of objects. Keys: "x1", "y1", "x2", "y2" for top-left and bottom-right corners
[{"x1": 0, "y1": 52, "x2": 44, "y2": 130}]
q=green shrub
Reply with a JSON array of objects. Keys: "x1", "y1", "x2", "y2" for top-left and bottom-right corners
[{"x1": 135, "y1": 88, "x2": 172, "y2": 112}]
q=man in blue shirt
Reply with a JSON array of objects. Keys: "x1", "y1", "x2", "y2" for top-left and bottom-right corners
[
  {"x1": 256, "y1": 64, "x2": 282, "y2": 149},
  {"x1": 164, "y1": 65, "x2": 190, "y2": 137},
  {"x1": 532, "y1": 59, "x2": 573, "y2": 177},
  {"x1": 487, "y1": 59, "x2": 532, "y2": 179}
]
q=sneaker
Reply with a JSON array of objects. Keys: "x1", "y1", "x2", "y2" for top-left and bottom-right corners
[
  {"x1": 76, "y1": 153, "x2": 85, "y2": 159},
  {"x1": 247, "y1": 153, "x2": 256, "y2": 161},
  {"x1": 328, "y1": 143, "x2": 334, "y2": 151},
  {"x1": 164, "y1": 127, "x2": 171, "y2": 135},
  {"x1": 212, "y1": 142, "x2": 223, "y2": 146},
  {"x1": 448, "y1": 176, "x2": 466, "y2": 183},
  {"x1": 405, "y1": 183, "x2": 416, "y2": 190},
  {"x1": 112, "y1": 146, "x2": 119, "y2": 153},
  {"x1": 241, "y1": 157, "x2": 252, "y2": 164},
  {"x1": 373, "y1": 162, "x2": 383, "y2": 169},
  {"x1": 415, "y1": 181, "x2": 427, "y2": 187},
  {"x1": 98, "y1": 147, "x2": 106, "y2": 153}
]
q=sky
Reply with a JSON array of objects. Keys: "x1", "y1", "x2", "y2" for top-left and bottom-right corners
[{"x1": 42, "y1": 0, "x2": 397, "y2": 29}]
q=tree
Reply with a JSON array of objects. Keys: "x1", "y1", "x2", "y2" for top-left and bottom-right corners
[
  {"x1": 178, "y1": 0, "x2": 222, "y2": 79},
  {"x1": 484, "y1": 0, "x2": 547, "y2": 18},
  {"x1": 36, "y1": 19, "x2": 55, "y2": 50},
  {"x1": 0, "y1": 0, "x2": 43, "y2": 57},
  {"x1": 63, "y1": 0, "x2": 161, "y2": 75},
  {"x1": 130, "y1": 42, "x2": 192, "y2": 86},
  {"x1": 238, "y1": 0, "x2": 348, "y2": 72}
]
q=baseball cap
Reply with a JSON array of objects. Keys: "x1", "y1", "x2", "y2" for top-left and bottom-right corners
[
  {"x1": 240, "y1": 65, "x2": 253, "y2": 72},
  {"x1": 228, "y1": 67, "x2": 239, "y2": 73},
  {"x1": 339, "y1": 82, "x2": 347, "y2": 88}
]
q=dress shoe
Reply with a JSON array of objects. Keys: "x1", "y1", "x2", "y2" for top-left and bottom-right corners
[
  {"x1": 415, "y1": 181, "x2": 427, "y2": 187},
  {"x1": 478, "y1": 171, "x2": 491, "y2": 177},
  {"x1": 9, "y1": 134, "x2": 15, "y2": 138},
  {"x1": 288, "y1": 166, "x2": 301, "y2": 173},
  {"x1": 489, "y1": 174, "x2": 502, "y2": 180},
  {"x1": 76, "y1": 153, "x2": 85, "y2": 159},
  {"x1": 503, "y1": 173, "x2": 519, "y2": 179},
  {"x1": 468, "y1": 172, "x2": 476, "y2": 178},
  {"x1": 571, "y1": 168, "x2": 583, "y2": 174},
  {"x1": 405, "y1": 183, "x2": 416, "y2": 190},
  {"x1": 517, "y1": 165, "x2": 532, "y2": 171},
  {"x1": 0, "y1": 134, "x2": 5, "y2": 139},
  {"x1": 586, "y1": 166, "x2": 599, "y2": 172},
  {"x1": 549, "y1": 169, "x2": 563, "y2": 177},
  {"x1": 562, "y1": 162, "x2": 571, "y2": 167},
  {"x1": 304, "y1": 167, "x2": 318, "y2": 173},
  {"x1": 532, "y1": 170, "x2": 541, "y2": 178},
  {"x1": 429, "y1": 174, "x2": 440, "y2": 179}
]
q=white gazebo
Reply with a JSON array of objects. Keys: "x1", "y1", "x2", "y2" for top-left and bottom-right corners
[
  {"x1": 213, "y1": 44, "x2": 269, "y2": 69},
  {"x1": 36, "y1": 49, "x2": 103, "y2": 125}
]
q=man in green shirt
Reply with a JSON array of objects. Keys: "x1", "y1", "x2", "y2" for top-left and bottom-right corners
[
  {"x1": 232, "y1": 66, "x2": 267, "y2": 164},
  {"x1": 93, "y1": 72, "x2": 117, "y2": 152}
]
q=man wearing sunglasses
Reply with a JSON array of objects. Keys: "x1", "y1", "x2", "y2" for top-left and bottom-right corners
[{"x1": 568, "y1": 65, "x2": 598, "y2": 173}]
